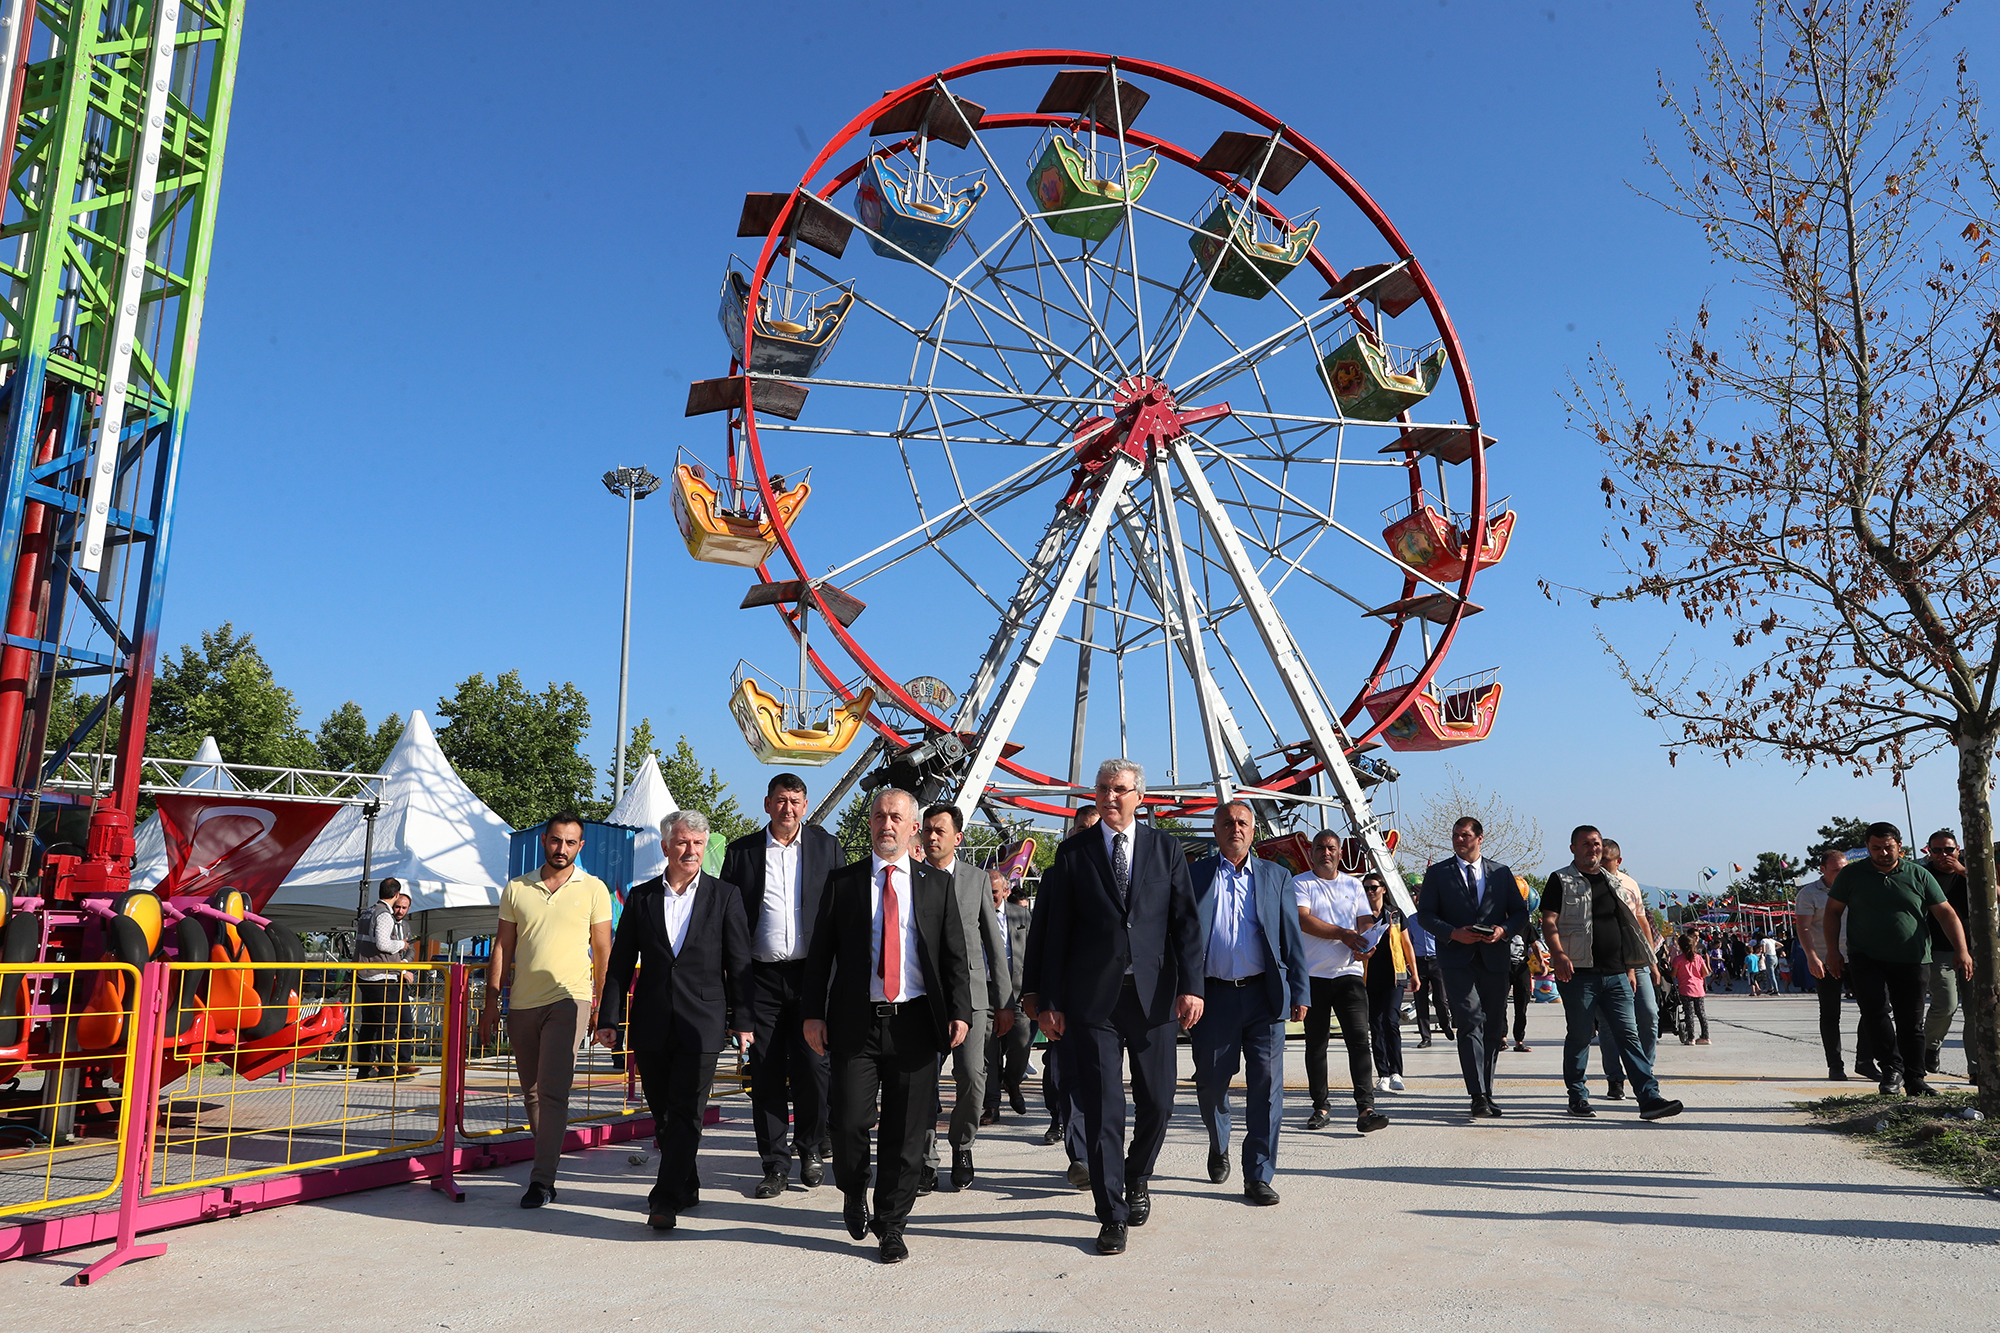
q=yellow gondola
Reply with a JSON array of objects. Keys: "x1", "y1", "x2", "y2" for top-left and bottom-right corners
[
  {"x1": 729, "y1": 669, "x2": 876, "y2": 767},
  {"x1": 671, "y1": 452, "x2": 810, "y2": 568}
]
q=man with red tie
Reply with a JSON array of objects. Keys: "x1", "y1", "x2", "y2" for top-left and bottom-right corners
[{"x1": 803, "y1": 788, "x2": 971, "y2": 1264}]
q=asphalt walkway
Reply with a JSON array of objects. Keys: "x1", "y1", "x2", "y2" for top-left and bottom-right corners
[{"x1": 10, "y1": 990, "x2": 1996, "y2": 1330}]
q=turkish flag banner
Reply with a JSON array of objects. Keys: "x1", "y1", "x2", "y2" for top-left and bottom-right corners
[{"x1": 154, "y1": 793, "x2": 343, "y2": 911}]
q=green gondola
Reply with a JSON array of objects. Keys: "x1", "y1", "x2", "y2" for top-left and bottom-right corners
[
  {"x1": 1027, "y1": 135, "x2": 1157, "y2": 242},
  {"x1": 1188, "y1": 197, "x2": 1320, "y2": 300},
  {"x1": 1319, "y1": 334, "x2": 1448, "y2": 421}
]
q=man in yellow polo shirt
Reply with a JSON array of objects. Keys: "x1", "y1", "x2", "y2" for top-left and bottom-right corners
[{"x1": 479, "y1": 812, "x2": 614, "y2": 1207}]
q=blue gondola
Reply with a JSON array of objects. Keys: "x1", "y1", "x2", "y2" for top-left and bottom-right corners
[
  {"x1": 854, "y1": 150, "x2": 986, "y2": 268},
  {"x1": 716, "y1": 261, "x2": 854, "y2": 379}
]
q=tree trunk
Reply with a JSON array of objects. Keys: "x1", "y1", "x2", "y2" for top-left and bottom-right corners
[{"x1": 1953, "y1": 724, "x2": 2000, "y2": 1117}]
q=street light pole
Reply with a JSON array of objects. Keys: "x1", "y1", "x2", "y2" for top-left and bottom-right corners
[{"x1": 602, "y1": 466, "x2": 661, "y2": 802}]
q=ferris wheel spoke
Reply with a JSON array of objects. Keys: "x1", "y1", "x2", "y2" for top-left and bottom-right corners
[
  {"x1": 818, "y1": 450, "x2": 1072, "y2": 587},
  {"x1": 1169, "y1": 292, "x2": 1349, "y2": 409}
]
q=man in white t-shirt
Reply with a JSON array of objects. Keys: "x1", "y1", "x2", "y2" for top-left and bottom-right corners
[{"x1": 1294, "y1": 831, "x2": 1389, "y2": 1135}]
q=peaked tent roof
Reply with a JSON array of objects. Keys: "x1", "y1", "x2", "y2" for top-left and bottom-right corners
[
  {"x1": 266, "y1": 710, "x2": 512, "y2": 934},
  {"x1": 604, "y1": 752, "x2": 677, "y2": 885},
  {"x1": 131, "y1": 735, "x2": 234, "y2": 892}
]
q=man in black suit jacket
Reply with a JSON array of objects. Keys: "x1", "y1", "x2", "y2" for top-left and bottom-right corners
[
  {"x1": 1415, "y1": 816, "x2": 1526, "y2": 1116},
  {"x1": 720, "y1": 773, "x2": 844, "y2": 1197},
  {"x1": 1024, "y1": 758, "x2": 1205, "y2": 1257},
  {"x1": 596, "y1": 811, "x2": 753, "y2": 1230},
  {"x1": 803, "y1": 788, "x2": 970, "y2": 1264}
]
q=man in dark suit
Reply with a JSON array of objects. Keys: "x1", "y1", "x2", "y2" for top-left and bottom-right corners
[
  {"x1": 1189, "y1": 801, "x2": 1310, "y2": 1206},
  {"x1": 802, "y1": 788, "x2": 971, "y2": 1264},
  {"x1": 1025, "y1": 758, "x2": 1205, "y2": 1257},
  {"x1": 596, "y1": 810, "x2": 753, "y2": 1231},
  {"x1": 720, "y1": 772, "x2": 844, "y2": 1198},
  {"x1": 1415, "y1": 816, "x2": 1526, "y2": 1116},
  {"x1": 983, "y1": 867, "x2": 1034, "y2": 1124}
]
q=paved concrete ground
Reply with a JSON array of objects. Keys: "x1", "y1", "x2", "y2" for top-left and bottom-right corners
[{"x1": 9, "y1": 991, "x2": 1997, "y2": 1330}]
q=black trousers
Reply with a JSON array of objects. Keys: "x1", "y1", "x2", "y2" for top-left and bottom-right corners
[
  {"x1": 633, "y1": 1040, "x2": 719, "y2": 1212},
  {"x1": 1507, "y1": 962, "x2": 1532, "y2": 1044},
  {"x1": 984, "y1": 1002, "x2": 1032, "y2": 1110},
  {"x1": 1069, "y1": 980, "x2": 1178, "y2": 1225},
  {"x1": 1304, "y1": 974, "x2": 1374, "y2": 1111},
  {"x1": 1414, "y1": 957, "x2": 1453, "y2": 1039},
  {"x1": 1441, "y1": 964, "x2": 1510, "y2": 1101},
  {"x1": 356, "y1": 978, "x2": 409, "y2": 1071},
  {"x1": 747, "y1": 959, "x2": 831, "y2": 1172},
  {"x1": 1814, "y1": 971, "x2": 1846, "y2": 1071},
  {"x1": 1849, "y1": 952, "x2": 1926, "y2": 1089},
  {"x1": 1367, "y1": 972, "x2": 1402, "y2": 1078},
  {"x1": 830, "y1": 1003, "x2": 939, "y2": 1230}
]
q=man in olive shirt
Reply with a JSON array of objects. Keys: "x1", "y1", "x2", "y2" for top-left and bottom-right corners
[
  {"x1": 479, "y1": 812, "x2": 616, "y2": 1207},
  {"x1": 1825, "y1": 822, "x2": 1973, "y2": 1097}
]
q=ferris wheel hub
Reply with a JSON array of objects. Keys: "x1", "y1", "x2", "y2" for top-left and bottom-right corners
[{"x1": 1059, "y1": 375, "x2": 1231, "y2": 510}]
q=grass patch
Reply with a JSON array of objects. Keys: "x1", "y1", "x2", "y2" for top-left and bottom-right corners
[{"x1": 1805, "y1": 1088, "x2": 2000, "y2": 1191}]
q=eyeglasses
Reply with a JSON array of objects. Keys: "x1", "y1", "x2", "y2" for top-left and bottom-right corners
[{"x1": 1095, "y1": 784, "x2": 1138, "y2": 796}]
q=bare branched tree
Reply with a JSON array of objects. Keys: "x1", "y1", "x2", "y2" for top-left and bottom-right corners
[
  {"x1": 1400, "y1": 764, "x2": 1544, "y2": 875},
  {"x1": 1562, "y1": 0, "x2": 2000, "y2": 1109}
]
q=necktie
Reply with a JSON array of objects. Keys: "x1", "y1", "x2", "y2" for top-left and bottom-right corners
[
  {"x1": 1113, "y1": 832, "x2": 1130, "y2": 905},
  {"x1": 1464, "y1": 862, "x2": 1481, "y2": 910},
  {"x1": 880, "y1": 866, "x2": 901, "y2": 1002}
]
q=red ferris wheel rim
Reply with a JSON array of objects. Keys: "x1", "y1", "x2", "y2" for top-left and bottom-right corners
[{"x1": 729, "y1": 49, "x2": 1491, "y2": 805}]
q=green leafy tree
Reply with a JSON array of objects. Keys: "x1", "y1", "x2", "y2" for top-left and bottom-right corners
[
  {"x1": 435, "y1": 671, "x2": 596, "y2": 829},
  {"x1": 605, "y1": 717, "x2": 664, "y2": 797},
  {"x1": 147, "y1": 623, "x2": 316, "y2": 767},
  {"x1": 834, "y1": 785, "x2": 878, "y2": 862},
  {"x1": 315, "y1": 701, "x2": 403, "y2": 773},
  {"x1": 657, "y1": 734, "x2": 756, "y2": 843},
  {"x1": 1804, "y1": 815, "x2": 1871, "y2": 867},
  {"x1": 43, "y1": 676, "x2": 120, "y2": 758}
]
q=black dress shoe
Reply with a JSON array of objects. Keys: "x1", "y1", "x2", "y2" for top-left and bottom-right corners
[
  {"x1": 979, "y1": 1107, "x2": 999, "y2": 1126},
  {"x1": 754, "y1": 1168, "x2": 786, "y2": 1199},
  {"x1": 916, "y1": 1165, "x2": 937, "y2": 1197},
  {"x1": 951, "y1": 1149, "x2": 975, "y2": 1190},
  {"x1": 1244, "y1": 1179, "x2": 1280, "y2": 1206},
  {"x1": 1305, "y1": 1106, "x2": 1333, "y2": 1130},
  {"x1": 800, "y1": 1155, "x2": 824, "y2": 1189},
  {"x1": 1470, "y1": 1099, "x2": 1502, "y2": 1118},
  {"x1": 1828, "y1": 1066, "x2": 1849, "y2": 1081},
  {"x1": 520, "y1": 1182, "x2": 557, "y2": 1208},
  {"x1": 1907, "y1": 1080, "x2": 1939, "y2": 1097},
  {"x1": 1357, "y1": 1111, "x2": 1389, "y2": 1133},
  {"x1": 1417, "y1": 1036, "x2": 1433, "y2": 1048},
  {"x1": 1568, "y1": 1097, "x2": 1596, "y2": 1117},
  {"x1": 1095, "y1": 1222, "x2": 1128, "y2": 1255},
  {"x1": 1066, "y1": 1160, "x2": 1090, "y2": 1189},
  {"x1": 1043, "y1": 1124, "x2": 1065, "y2": 1145},
  {"x1": 1010, "y1": 1085, "x2": 1028, "y2": 1115},
  {"x1": 1879, "y1": 1075, "x2": 1899, "y2": 1096},
  {"x1": 843, "y1": 1192, "x2": 871, "y2": 1240},
  {"x1": 646, "y1": 1211, "x2": 675, "y2": 1231},
  {"x1": 1125, "y1": 1181, "x2": 1151, "y2": 1226},
  {"x1": 1639, "y1": 1098, "x2": 1684, "y2": 1121},
  {"x1": 879, "y1": 1228, "x2": 908, "y2": 1264},
  {"x1": 1207, "y1": 1151, "x2": 1230, "y2": 1184}
]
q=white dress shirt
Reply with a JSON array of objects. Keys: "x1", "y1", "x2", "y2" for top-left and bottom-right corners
[
  {"x1": 868, "y1": 854, "x2": 925, "y2": 1002},
  {"x1": 660, "y1": 875, "x2": 700, "y2": 954},
  {"x1": 1456, "y1": 856, "x2": 1486, "y2": 905},
  {"x1": 754, "y1": 828, "x2": 805, "y2": 962}
]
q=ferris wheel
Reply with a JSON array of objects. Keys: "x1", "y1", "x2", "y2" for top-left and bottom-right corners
[{"x1": 679, "y1": 51, "x2": 1514, "y2": 894}]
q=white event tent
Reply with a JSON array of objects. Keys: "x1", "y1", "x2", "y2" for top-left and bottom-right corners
[
  {"x1": 130, "y1": 734, "x2": 233, "y2": 892},
  {"x1": 604, "y1": 752, "x2": 677, "y2": 885},
  {"x1": 265, "y1": 710, "x2": 511, "y2": 937}
]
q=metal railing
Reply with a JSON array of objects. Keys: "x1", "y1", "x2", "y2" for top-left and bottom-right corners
[{"x1": 0, "y1": 962, "x2": 143, "y2": 1219}]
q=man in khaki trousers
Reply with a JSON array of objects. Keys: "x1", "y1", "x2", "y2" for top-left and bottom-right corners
[{"x1": 479, "y1": 812, "x2": 614, "y2": 1207}]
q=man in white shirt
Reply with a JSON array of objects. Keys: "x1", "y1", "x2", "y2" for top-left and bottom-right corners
[
  {"x1": 1796, "y1": 849, "x2": 1851, "y2": 1079},
  {"x1": 721, "y1": 774, "x2": 844, "y2": 1198},
  {"x1": 1294, "y1": 831, "x2": 1389, "y2": 1135}
]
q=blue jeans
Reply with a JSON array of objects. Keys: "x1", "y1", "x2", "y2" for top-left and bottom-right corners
[
  {"x1": 1190, "y1": 982, "x2": 1286, "y2": 1184},
  {"x1": 1597, "y1": 967, "x2": 1658, "y2": 1082},
  {"x1": 1559, "y1": 971, "x2": 1661, "y2": 1104}
]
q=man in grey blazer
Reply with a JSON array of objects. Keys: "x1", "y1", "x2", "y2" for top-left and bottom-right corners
[
  {"x1": 920, "y1": 803, "x2": 1008, "y2": 1190},
  {"x1": 984, "y1": 866, "x2": 1034, "y2": 1123},
  {"x1": 1188, "y1": 801, "x2": 1310, "y2": 1205},
  {"x1": 1415, "y1": 816, "x2": 1526, "y2": 1116}
]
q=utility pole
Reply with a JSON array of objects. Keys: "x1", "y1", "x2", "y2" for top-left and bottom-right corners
[{"x1": 601, "y1": 466, "x2": 660, "y2": 801}]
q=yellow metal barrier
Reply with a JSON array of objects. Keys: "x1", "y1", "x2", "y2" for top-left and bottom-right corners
[
  {"x1": 147, "y1": 961, "x2": 457, "y2": 1194},
  {"x1": 459, "y1": 976, "x2": 648, "y2": 1138},
  {"x1": 0, "y1": 961, "x2": 142, "y2": 1219}
]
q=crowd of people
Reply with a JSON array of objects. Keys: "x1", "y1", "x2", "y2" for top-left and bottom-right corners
[{"x1": 471, "y1": 764, "x2": 1983, "y2": 1264}]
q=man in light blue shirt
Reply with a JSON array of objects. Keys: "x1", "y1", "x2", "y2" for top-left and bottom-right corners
[{"x1": 1189, "y1": 802, "x2": 1310, "y2": 1206}]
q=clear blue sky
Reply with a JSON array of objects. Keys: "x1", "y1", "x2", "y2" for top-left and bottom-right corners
[{"x1": 158, "y1": 1, "x2": 2000, "y2": 897}]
